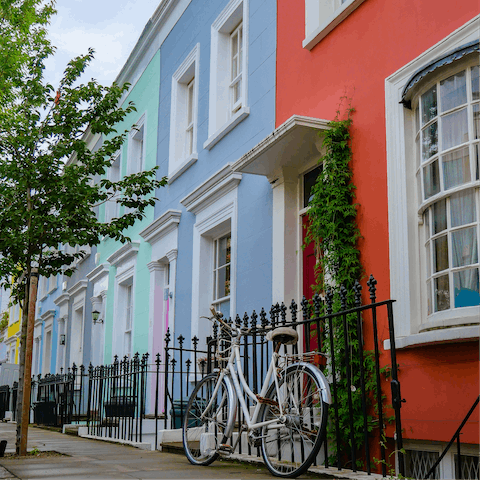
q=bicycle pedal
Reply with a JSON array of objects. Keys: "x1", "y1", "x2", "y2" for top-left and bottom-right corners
[{"x1": 218, "y1": 443, "x2": 233, "y2": 454}]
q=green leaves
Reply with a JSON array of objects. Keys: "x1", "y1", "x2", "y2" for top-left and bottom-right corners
[
  {"x1": 0, "y1": 0, "x2": 166, "y2": 303},
  {"x1": 304, "y1": 102, "x2": 384, "y2": 468}
]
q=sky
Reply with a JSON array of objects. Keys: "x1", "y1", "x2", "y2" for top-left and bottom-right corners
[{"x1": 44, "y1": 0, "x2": 161, "y2": 88}]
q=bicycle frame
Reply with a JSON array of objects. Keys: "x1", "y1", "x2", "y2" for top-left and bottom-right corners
[{"x1": 203, "y1": 332, "x2": 287, "y2": 434}]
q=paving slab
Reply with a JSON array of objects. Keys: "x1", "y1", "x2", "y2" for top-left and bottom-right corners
[{"x1": 0, "y1": 423, "x2": 292, "y2": 480}]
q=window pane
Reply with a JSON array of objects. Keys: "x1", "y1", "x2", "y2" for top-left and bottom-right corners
[
  {"x1": 451, "y1": 226, "x2": 478, "y2": 267},
  {"x1": 442, "y1": 108, "x2": 468, "y2": 150},
  {"x1": 474, "y1": 104, "x2": 480, "y2": 139},
  {"x1": 187, "y1": 81, "x2": 194, "y2": 124},
  {"x1": 304, "y1": 165, "x2": 323, "y2": 208},
  {"x1": 442, "y1": 146, "x2": 470, "y2": 190},
  {"x1": 435, "y1": 274, "x2": 450, "y2": 311},
  {"x1": 433, "y1": 199, "x2": 447, "y2": 234},
  {"x1": 476, "y1": 144, "x2": 479, "y2": 180},
  {"x1": 421, "y1": 85, "x2": 437, "y2": 125},
  {"x1": 406, "y1": 450, "x2": 440, "y2": 479},
  {"x1": 426, "y1": 242, "x2": 431, "y2": 276},
  {"x1": 454, "y1": 268, "x2": 480, "y2": 308},
  {"x1": 440, "y1": 70, "x2": 467, "y2": 112},
  {"x1": 427, "y1": 280, "x2": 432, "y2": 315},
  {"x1": 472, "y1": 66, "x2": 479, "y2": 101},
  {"x1": 422, "y1": 122, "x2": 438, "y2": 161},
  {"x1": 451, "y1": 190, "x2": 476, "y2": 227},
  {"x1": 423, "y1": 160, "x2": 440, "y2": 199},
  {"x1": 216, "y1": 266, "x2": 230, "y2": 299},
  {"x1": 424, "y1": 209, "x2": 430, "y2": 239},
  {"x1": 415, "y1": 106, "x2": 420, "y2": 133},
  {"x1": 218, "y1": 235, "x2": 231, "y2": 267},
  {"x1": 434, "y1": 235, "x2": 448, "y2": 272},
  {"x1": 214, "y1": 299, "x2": 230, "y2": 319},
  {"x1": 416, "y1": 136, "x2": 420, "y2": 168},
  {"x1": 238, "y1": 26, "x2": 243, "y2": 73},
  {"x1": 234, "y1": 79, "x2": 241, "y2": 103}
]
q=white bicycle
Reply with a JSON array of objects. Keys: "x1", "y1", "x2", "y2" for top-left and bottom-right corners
[{"x1": 182, "y1": 307, "x2": 332, "y2": 478}]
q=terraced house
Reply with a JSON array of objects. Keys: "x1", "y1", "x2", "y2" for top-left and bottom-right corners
[{"x1": 27, "y1": 0, "x2": 478, "y2": 477}]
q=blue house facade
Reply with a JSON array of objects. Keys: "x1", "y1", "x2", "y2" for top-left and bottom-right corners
[{"x1": 141, "y1": 0, "x2": 276, "y2": 361}]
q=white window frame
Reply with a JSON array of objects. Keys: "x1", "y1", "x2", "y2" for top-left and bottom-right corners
[
  {"x1": 33, "y1": 336, "x2": 41, "y2": 374},
  {"x1": 169, "y1": 44, "x2": 200, "y2": 183},
  {"x1": 121, "y1": 279, "x2": 134, "y2": 359},
  {"x1": 181, "y1": 164, "x2": 241, "y2": 347},
  {"x1": 400, "y1": 440, "x2": 479, "y2": 479},
  {"x1": 108, "y1": 242, "x2": 139, "y2": 360},
  {"x1": 229, "y1": 21, "x2": 243, "y2": 115},
  {"x1": 385, "y1": 15, "x2": 480, "y2": 349},
  {"x1": 303, "y1": 0, "x2": 366, "y2": 50},
  {"x1": 212, "y1": 232, "x2": 232, "y2": 317},
  {"x1": 104, "y1": 151, "x2": 121, "y2": 223},
  {"x1": 204, "y1": 0, "x2": 249, "y2": 150},
  {"x1": 127, "y1": 113, "x2": 146, "y2": 175},
  {"x1": 42, "y1": 327, "x2": 52, "y2": 375}
]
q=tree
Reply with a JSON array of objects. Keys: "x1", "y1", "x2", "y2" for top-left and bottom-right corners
[{"x1": 0, "y1": 0, "x2": 166, "y2": 454}]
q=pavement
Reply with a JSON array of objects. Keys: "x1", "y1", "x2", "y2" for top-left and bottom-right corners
[{"x1": 0, "y1": 423, "x2": 310, "y2": 480}]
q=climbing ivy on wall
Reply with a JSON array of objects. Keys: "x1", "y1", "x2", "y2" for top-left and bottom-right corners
[
  {"x1": 304, "y1": 102, "x2": 382, "y2": 469},
  {"x1": 304, "y1": 102, "x2": 362, "y2": 296}
]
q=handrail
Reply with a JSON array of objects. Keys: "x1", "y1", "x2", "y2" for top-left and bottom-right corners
[{"x1": 426, "y1": 395, "x2": 479, "y2": 479}]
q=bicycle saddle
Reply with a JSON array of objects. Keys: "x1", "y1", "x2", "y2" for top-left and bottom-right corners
[{"x1": 266, "y1": 327, "x2": 298, "y2": 345}]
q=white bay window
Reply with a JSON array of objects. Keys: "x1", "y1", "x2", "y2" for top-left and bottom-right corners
[
  {"x1": 385, "y1": 20, "x2": 480, "y2": 347},
  {"x1": 416, "y1": 65, "x2": 480, "y2": 315}
]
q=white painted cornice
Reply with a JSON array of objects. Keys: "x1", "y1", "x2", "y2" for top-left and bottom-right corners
[
  {"x1": 40, "y1": 309, "x2": 55, "y2": 321},
  {"x1": 86, "y1": 263, "x2": 110, "y2": 283},
  {"x1": 67, "y1": 280, "x2": 88, "y2": 298},
  {"x1": 232, "y1": 115, "x2": 330, "y2": 180},
  {"x1": 140, "y1": 210, "x2": 181, "y2": 245},
  {"x1": 54, "y1": 292, "x2": 70, "y2": 307},
  {"x1": 180, "y1": 164, "x2": 242, "y2": 215},
  {"x1": 166, "y1": 249, "x2": 178, "y2": 262},
  {"x1": 147, "y1": 261, "x2": 166, "y2": 273},
  {"x1": 107, "y1": 242, "x2": 140, "y2": 267}
]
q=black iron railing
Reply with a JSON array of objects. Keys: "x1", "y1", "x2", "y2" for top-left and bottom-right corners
[
  {"x1": 31, "y1": 364, "x2": 89, "y2": 427},
  {"x1": 426, "y1": 395, "x2": 480, "y2": 479},
  {"x1": 0, "y1": 275, "x2": 408, "y2": 477},
  {"x1": 87, "y1": 353, "x2": 149, "y2": 443},
  {"x1": 162, "y1": 275, "x2": 406, "y2": 476}
]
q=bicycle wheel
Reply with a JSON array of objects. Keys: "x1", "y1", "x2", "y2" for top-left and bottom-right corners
[
  {"x1": 260, "y1": 363, "x2": 329, "y2": 478},
  {"x1": 182, "y1": 373, "x2": 235, "y2": 466}
]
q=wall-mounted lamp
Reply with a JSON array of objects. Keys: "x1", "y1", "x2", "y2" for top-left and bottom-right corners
[
  {"x1": 59, "y1": 334, "x2": 66, "y2": 345},
  {"x1": 92, "y1": 310, "x2": 103, "y2": 324}
]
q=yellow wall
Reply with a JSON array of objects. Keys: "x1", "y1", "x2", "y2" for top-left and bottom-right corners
[{"x1": 6, "y1": 303, "x2": 21, "y2": 364}]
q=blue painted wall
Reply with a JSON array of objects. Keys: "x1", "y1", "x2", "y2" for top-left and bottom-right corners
[{"x1": 155, "y1": 0, "x2": 276, "y2": 344}]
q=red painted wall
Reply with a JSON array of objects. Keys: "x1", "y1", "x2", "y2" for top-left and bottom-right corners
[{"x1": 276, "y1": 0, "x2": 479, "y2": 445}]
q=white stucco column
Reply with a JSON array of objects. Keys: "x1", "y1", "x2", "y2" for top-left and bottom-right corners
[{"x1": 271, "y1": 167, "x2": 299, "y2": 305}]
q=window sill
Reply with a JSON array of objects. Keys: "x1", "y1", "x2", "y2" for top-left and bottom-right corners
[
  {"x1": 303, "y1": 0, "x2": 366, "y2": 51},
  {"x1": 384, "y1": 324, "x2": 479, "y2": 350},
  {"x1": 168, "y1": 153, "x2": 198, "y2": 184},
  {"x1": 203, "y1": 107, "x2": 250, "y2": 151}
]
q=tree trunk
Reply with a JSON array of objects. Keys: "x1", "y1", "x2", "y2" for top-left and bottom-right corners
[{"x1": 15, "y1": 268, "x2": 38, "y2": 455}]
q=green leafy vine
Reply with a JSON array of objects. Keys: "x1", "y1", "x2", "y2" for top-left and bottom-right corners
[{"x1": 304, "y1": 99, "x2": 385, "y2": 469}]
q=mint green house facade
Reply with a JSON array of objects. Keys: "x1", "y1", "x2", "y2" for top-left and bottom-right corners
[{"x1": 95, "y1": 52, "x2": 159, "y2": 364}]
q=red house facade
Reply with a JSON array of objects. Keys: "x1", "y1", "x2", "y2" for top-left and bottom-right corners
[
  {"x1": 276, "y1": 2, "x2": 479, "y2": 477},
  {"x1": 236, "y1": 1, "x2": 479, "y2": 477}
]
